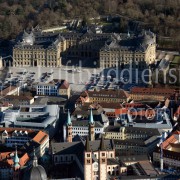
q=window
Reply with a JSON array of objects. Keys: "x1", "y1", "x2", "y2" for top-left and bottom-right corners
[
  {"x1": 102, "y1": 159, "x2": 105, "y2": 163},
  {"x1": 87, "y1": 160, "x2": 91, "y2": 164},
  {"x1": 87, "y1": 154, "x2": 90, "y2": 157},
  {"x1": 102, "y1": 153, "x2": 105, "y2": 157}
]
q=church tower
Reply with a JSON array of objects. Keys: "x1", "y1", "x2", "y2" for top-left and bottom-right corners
[
  {"x1": 99, "y1": 135, "x2": 107, "y2": 180},
  {"x1": 66, "y1": 109, "x2": 72, "y2": 142},
  {"x1": 84, "y1": 136, "x2": 93, "y2": 180},
  {"x1": 13, "y1": 147, "x2": 20, "y2": 180},
  {"x1": 89, "y1": 108, "x2": 95, "y2": 141}
]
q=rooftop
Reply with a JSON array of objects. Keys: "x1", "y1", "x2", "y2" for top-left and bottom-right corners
[
  {"x1": 82, "y1": 89, "x2": 129, "y2": 99},
  {"x1": 71, "y1": 120, "x2": 103, "y2": 128},
  {"x1": 130, "y1": 87, "x2": 175, "y2": 96}
]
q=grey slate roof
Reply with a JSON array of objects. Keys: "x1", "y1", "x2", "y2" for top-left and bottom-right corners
[
  {"x1": 71, "y1": 120, "x2": 103, "y2": 128},
  {"x1": 104, "y1": 126, "x2": 160, "y2": 137},
  {"x1": 114, "y1": 139, "x2": 146, "y2": 147},
  {"x1": 51, "y1": 139, "x2": 114, "y2": 155},
  {"x1": 107, "y1": 158, "x2": 119, "y2": 165}
]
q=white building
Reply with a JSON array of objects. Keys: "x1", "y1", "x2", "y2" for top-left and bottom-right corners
[
  {"x1": 0, "y1": 128, "x2": 49, "y2": 156},
  {"x1": 37, "y1": 83, "x2": 58, "y2": 96},
  {"x1": 0, "y1": 105, "x2": 59, "y2": 138},
  {"x1": 36, "y1": 79, "x2": 70, "y2": 98}
]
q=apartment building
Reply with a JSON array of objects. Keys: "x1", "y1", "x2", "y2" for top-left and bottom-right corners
[
  {"x1": 36, "y1": 79, "x2": 70, "y2": 98},
  {"x1": 153, "y1": 130, "x2": 180, "y2": 170}
]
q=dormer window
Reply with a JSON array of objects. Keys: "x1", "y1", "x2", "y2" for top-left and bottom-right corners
[{"x1": 2, "y1": 130, "x2": 8, "y2": 136}]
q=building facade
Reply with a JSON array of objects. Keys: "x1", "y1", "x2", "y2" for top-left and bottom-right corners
[
  {"x1": 1, "y1": 105, "x2": 59, "y2": 138},
  {"x1": 99, "y1": 31, "x2": 156, "y2": 69},
  {"x1": 153, "y1": 130, "x2": 180, "y2": 170},
  {"x1": 13, "y1": 29, "x2": 156, "y2": 69},
  {"x1": 13, "y1": 30, "x2": 64, "y2": 67},
  {"x1": 2, "y1": 95, "x2": 34, "y2": 106},
  {"x1": 104, "y1": 126, "x2": 160, "y2": 140},
  {"x1": 36, "y1": 79, "x2": 70, "y2": 98},
  {"x1": 80, "y1": 89, "x2": 129, "y2": 104},
  {"x1": 52, "y1": 137, "x2": 126, "y2": 180}
]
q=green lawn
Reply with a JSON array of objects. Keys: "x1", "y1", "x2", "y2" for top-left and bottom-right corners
[{"x1": 172, "y1": 55, "x2": 180, "y2": 64}]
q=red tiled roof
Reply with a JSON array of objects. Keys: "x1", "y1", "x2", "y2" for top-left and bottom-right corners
[
  {"x1": 59, "y1": 80, "x2": 69, "y2": 89},
  {"x1": 0, "y1": 152, "x2": 11, "y2": 160},
  {"x1": 115, "y1": 108, "x2": 128, "y2": 115},
  {"x1": 82, "y1": 89, "x2": 129, "y2": 99},
  {"x1": 0, "y1": 86, "x2": 18, "y2": 96},
  {"x1": 19, "y1": 153, "x2": 29, "y2": 166},
  {"x1": 3, "y1": 95, "x2": 34, "y2": 101},
  {"x1": 162, "y1": 135, "x2": 177, "y2": 149},
  {"x1": 105, "y1": 112, "x2": 116, "y2": 117},
  {"x1": 130, "y1": 87, "x2": 175, "y2": 95},
  {"x1": 115, "y1": 108, "x2": 155, "y2": 118},
  {"x1": 32, "y1": 131, "x2": 48, "y2": 145},
  {"x1": 0, "y1": 127, "x2": 35, "y2": 136},
  {"x1": 173, "y1": 130, "x2": 180, "y2": 135},
  {"x1": 174, "y1": 106, "x2": 180, "y2": 116},
  {"x1": 124, "y1": 103, "x2": 144, "y2": 108}
]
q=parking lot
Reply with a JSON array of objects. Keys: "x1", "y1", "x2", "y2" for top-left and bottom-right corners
[
  {"x1": 8, "y1": 67, "x2": 102, "y2": 92},
  {"x1": 5, "y1": 66, "x2": 147, "y2": 93}
]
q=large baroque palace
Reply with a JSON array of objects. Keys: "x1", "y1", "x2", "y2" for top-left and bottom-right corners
[{"x1": 13, "y1": 28, "x2": 156, "y2": 69}]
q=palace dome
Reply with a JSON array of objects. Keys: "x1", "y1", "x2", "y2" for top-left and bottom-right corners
[
  {"x1": 23, "y1": 150, "x2": 47, "y2": 180},
  {"x1": 22, "y1": 30, "x2": 34, "y2": 45}
]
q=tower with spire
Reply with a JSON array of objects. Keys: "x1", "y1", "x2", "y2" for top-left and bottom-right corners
[
  {"x1": 99, "y1": 135, "x2": 107, "y2": 180},
  {"x1": 32, "y1": 148, "x2": 38, "y2": 167},
  {"x1": 89, "y1": 108, "x2": 95, "y2": 141},
  {"x1": 66, "y1": 109, "x2": 72, "y2": 142},
  {"x1": 13, "y1": 146, "x2": 20, "y2": 180},
  {"x1": 84, "y1": 136, "x2": 93, "y2": 180}
]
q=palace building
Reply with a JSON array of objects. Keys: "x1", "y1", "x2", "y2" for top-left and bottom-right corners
[
  {"x1": 13, "y1": 28, "x2": 156, "y2": 69},
  {"x1": 100, "y1": 31, "x2": 156, "y2": 69},
  {"x1": 13, "y1": 29, "x2": 65, "y2": 67}
]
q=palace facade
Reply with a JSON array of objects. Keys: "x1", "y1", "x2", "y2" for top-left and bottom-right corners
[{"x1": 13, "y1": 28, "x2": 156, "y2": 69}]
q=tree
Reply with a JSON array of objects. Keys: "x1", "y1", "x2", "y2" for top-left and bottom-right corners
[
  {"x1": 82, "y1": 16, "x2": 90, "y2": 27},
  {"x1": 15, "y1": 7, "x2": 24, "y2": 15}
]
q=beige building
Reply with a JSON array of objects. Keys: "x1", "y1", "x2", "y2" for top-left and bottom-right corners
[
  {"x1": 80, "y1": 89, "x2": 129, "y2": 104},
  {"x1": 13, "y1": 30, "x2": 65, "y2": 67},
  {"x1": 0, "y1": 86, "x2": 19, "y2": 97},
  {"x1": 13, "y1": 29, "x2": 156, "y2": 69},
  {"x1": 104, "y1": 126, "x2": 160, "y2": 140},
  {"x1": 0, "y1": 56, "x2": 3, "y2": 69},
  {"x1": 100, "y1": 31, "x2": 156, "y2": 69}
]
